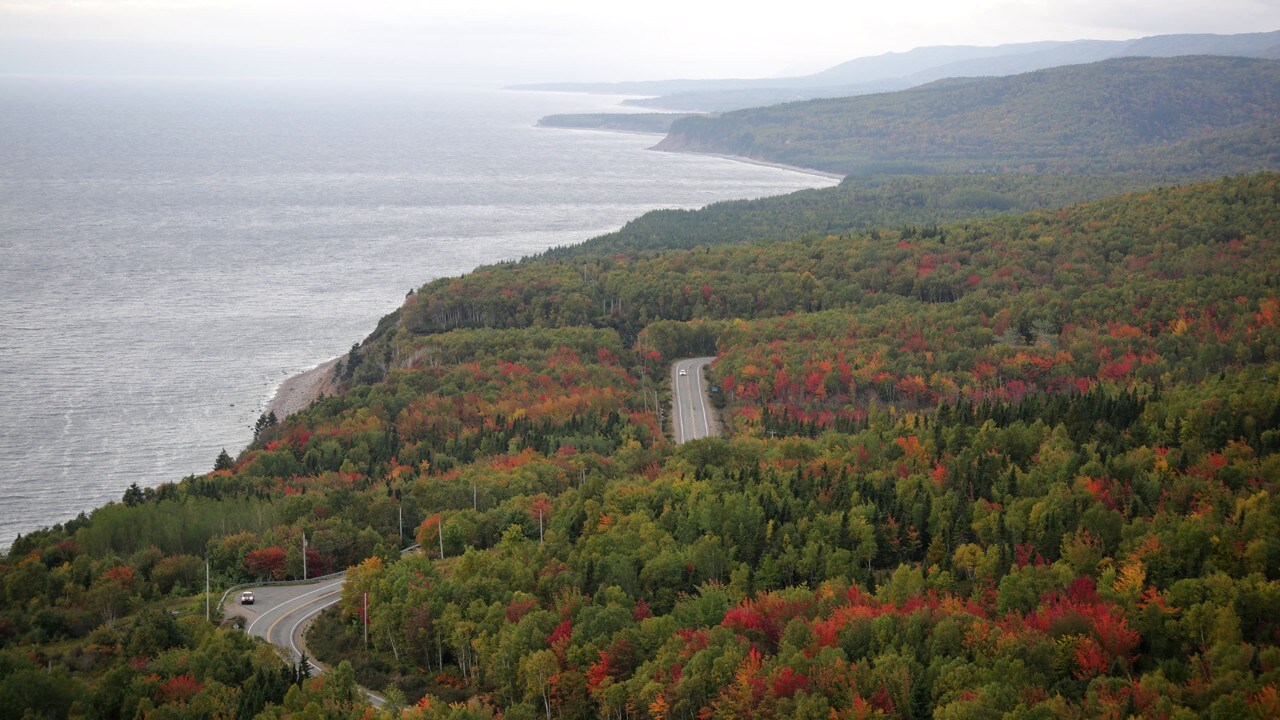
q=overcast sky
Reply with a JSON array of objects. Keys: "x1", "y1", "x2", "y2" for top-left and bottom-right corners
[{"x1": 2, "y1": 0, "x2": 1278, "y2": 83}]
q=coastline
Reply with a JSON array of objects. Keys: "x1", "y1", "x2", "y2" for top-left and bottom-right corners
[
  {"x1": 264, "y1": 357, "x2": 341, "y2": 419},
  {"x1": 262, "y1": 147, "x2": 837, "y2": 423},
  {"x1": 534, "y1": 118, "x2": 670, "y2": 138},
  {"x1": 2, "y1": 85, "x2": 841, "y2": 550},
  {"x1": 651, "y1": 147, "x2": 846, "y2": 181},
  {"x1": 256, "y1": 136, "x2": 837, "y2": 425},
  {"x1": 544, "y1": 125, "x2": 667, "y2": 138},
  {"x1": 536, "y1": 116, "x2": 844, "y2": 182}
]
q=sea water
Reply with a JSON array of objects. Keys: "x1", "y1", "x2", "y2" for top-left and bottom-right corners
[{"x1": 0, "y1": 76, "x2": 834, "y2": 548}]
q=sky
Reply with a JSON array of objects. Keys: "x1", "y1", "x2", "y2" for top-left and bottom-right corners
[{"x1": 1, "y1": 0, "x2": 1278, "y2": 83}]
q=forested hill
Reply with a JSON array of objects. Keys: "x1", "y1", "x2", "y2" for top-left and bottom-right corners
[
  {"x1": 387, "y1": 173, "x2": 1280, "y2": 345},
  {"x1": 2, "y1": 171, "x2": 1279, "y2": 717},
  {"x1": 539, "y1": 174, "x2": 1167, "y2": 258},
  {"x1": 654, "y1": 56, "x2": 1280, "y2": 176},
  {"x1": 310, "y1": 175, "x2": 1280, "y2": 720}
]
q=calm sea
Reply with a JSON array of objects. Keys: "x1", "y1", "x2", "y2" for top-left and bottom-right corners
[{"x1": 0, "y1": 77, "x2": 834, "y2": 548}]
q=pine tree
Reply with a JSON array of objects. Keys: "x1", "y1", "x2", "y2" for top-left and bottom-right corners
[
  {"x1": 213, "y1": 449, "x2": 233, "y2": 471},
  {"x1": 122, "y1": 482, "x2": 144, "y2": 507}
]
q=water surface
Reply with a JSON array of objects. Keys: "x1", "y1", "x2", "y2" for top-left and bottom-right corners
[{"x1": 0, "y1": 77, "x2": 835, "y2": 546}]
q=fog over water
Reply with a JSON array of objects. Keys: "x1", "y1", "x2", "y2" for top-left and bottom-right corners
[{"x1": 0, "y1": 77, "x2": 836, "y2": 547}]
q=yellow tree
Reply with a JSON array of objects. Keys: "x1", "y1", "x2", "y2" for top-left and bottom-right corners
[{"x1": 339, "y1": 556, "x2": 385, "y2": 624}]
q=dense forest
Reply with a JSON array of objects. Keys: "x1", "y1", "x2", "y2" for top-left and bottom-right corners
[
  {"x1": 4, "y1": 170, "x2": 1278, "y2": 719},
  {"x1": 654, "y1": 57, "x2": 1280, "y2": 176},
  {"x1": 539, "y1": 173, "x2": 1168, "y2": 259}
]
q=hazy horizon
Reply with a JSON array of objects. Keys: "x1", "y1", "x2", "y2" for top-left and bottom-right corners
[{"x1": 2, "y1": 1, "x2": 1278, "y2": 85}]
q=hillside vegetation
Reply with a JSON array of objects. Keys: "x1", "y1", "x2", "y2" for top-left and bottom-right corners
[
  {"x1": 3, "y1": 37, "x2": 1280, "y2": 720},
  {"x1": 4, "y1": 172, "x2": 1277, "y2": 719},
  {"x1": 540, "y1": 173, "x2": 1164, "y2": 259},
  {"x1": 655, "y1": 57, "x2": 1280, "y2": 176}
]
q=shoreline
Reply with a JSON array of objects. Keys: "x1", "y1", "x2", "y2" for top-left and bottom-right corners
[
  {"x1": 264, "y1": 356, "x2": 341, "y2": 419},
  {"x1": 650, "y1": 147, "x2": 845, "y2": 181},
  {"x1": 261, "y1": 139, "x2": 838, "y2": 423},
  {"x1": 534, "y1": 119, "x2": 668, "y2": 138},
  {"x1": 536, "y1": 120, "x2": 844, "y2": 182}
]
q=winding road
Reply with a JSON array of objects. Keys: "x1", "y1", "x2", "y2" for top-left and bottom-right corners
[
  {"x1": 672, "y1": 356, "x2": 718, "y2": 443},
  {"x1": 231, "y1": 580, "x2": 343, "y2": 663},
  {"x1": 224, "y1": 575, "x2": 385, "y2": 707}
]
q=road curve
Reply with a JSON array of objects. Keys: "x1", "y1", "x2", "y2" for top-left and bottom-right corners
[
  {"x1": 672, "y1": 357, "x2": 718, "y2": 443},
  {"x1": 224, "y1": 577, "x2": 386, "y2": 707}
]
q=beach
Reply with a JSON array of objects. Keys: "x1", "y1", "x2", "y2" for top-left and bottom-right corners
[{"x1": 264, "y1": 357, "x2": 341, "y2": 419}]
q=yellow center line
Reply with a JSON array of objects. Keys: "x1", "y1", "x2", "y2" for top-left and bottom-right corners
[
  {"x1": 264, "y1": 588, "x2": 343, "y2": 651},
  {"x1": 244, "y1": 580, "x2": 345, "y2": 635}
]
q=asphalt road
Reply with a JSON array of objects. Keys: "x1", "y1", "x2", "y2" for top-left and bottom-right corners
[
  {"x1": 229, "y1": 579, "x2": 343, "y2": 663},
  {"x1": 672, "y1": 357, "x2": 718, "y2": 443},
  {"x1": 224, "y1": 576, "x2": 386, "y2": 707}
]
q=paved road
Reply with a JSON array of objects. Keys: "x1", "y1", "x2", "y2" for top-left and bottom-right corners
[
  {"x1": 229, "y1": 579, "x2": 344, "y2": 662},
  {"x1": 224, "y1": 576, "x2": 385, "y2": 707},
  {"x1": 672, "y1": 357, "x2": 718, "y2": 443}
]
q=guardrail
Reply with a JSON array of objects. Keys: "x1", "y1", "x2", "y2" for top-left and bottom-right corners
[{"x1": 215, "y1": 543, "x2": 420, "y2": 609}]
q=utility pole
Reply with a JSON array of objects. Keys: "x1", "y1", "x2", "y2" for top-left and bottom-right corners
[
  {"x1": 302, "y1": 534, "x2": 308, "y2": 579},
  {"x1": 205, "y1": 557, "x2": 210, "y2": 622},
  {"x1": 641, "y1": 366, "x2": 650, "y2": 414},
  {"x1": 363, "y1": 592, "x2": 369, "y2": 650},
  {"x1": 398, "y1": 505, "x2": 403, "y2": 546},
  {"x1": 438, "y1": 515, "x2": 444, "y2": 559}
]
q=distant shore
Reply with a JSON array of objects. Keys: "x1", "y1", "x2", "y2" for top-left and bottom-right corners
[
  {"x1": 536, "y1": 118, "x2": 845, "y2": 182},
  {"x1": 652, "y1": 147, "x2": 845, "y2": 181},
  {"x1": 264, "y1": 357, "x2": 340, "y2": 419}
]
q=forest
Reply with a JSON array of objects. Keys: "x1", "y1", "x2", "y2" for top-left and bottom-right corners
[
  {"x1": 654, "y1": 57, "x2": 1280, "y2": 177},
  {"x1": 2, "y1": 170, "x2": 1277, "y2": 719}
]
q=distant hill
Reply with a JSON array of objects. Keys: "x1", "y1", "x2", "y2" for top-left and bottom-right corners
[
  {"x1": 818, "y1": 30, "x2": 1280, "y2": 88},
  {"x1": 608, "y1": 79, "x2": 913, "y2": 113},
  {"x1": 514, "y1": 30, "x2": 1280, "y2": 111},
  {"x1": 652, "y1": 56, "x2": 1280, "y2": 177}
]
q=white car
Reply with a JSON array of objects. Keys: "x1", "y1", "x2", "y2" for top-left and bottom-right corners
[
  {"x1": 679, "y1": 369, "x2": 687, "y2": 376},
  {"x1": 240, "y1": 591, "x2": 255, "y2": 605}
]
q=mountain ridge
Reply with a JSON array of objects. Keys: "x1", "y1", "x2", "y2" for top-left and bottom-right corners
[{"x1": 514, "y1": 30, "x2": 1280, "y2": 111}]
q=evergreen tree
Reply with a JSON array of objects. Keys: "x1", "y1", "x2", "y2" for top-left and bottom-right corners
[
  {"x1": 214, "y1": 448, "x2": 234, "y2": 471},
  {"x1": 122, "y1": 482, "x2": 144, "y2": 507}
]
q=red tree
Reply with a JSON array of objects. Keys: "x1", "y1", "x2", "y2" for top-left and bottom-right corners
[{"x1": 245, "y1": 546, "x2": 287, "y2": 580}]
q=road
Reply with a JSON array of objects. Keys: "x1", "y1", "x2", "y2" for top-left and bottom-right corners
[
  {"x1": 224, "y1": 576, "x2": 386, "y2": 707},
  {"x1": 672, "y1": 357, "x2": 718, "y2": 443},
  {"x1": 228, "y1": 579, "x2": 344, "y2": 664}
]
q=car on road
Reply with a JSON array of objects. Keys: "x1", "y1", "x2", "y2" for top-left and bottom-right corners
[
  {"x1": 240, "y1": 591, "x2": 255, "y2": 605},
  {"x1": 679, "y1": 369, "x2": 687, "y2": 376}
]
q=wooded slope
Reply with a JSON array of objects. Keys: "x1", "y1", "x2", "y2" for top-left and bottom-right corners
[{"x1": 655, "y1": 57, "x2": 1280, "y2": 176}]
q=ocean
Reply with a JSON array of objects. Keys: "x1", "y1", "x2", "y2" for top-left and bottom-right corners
[{"x1": 0, "y1": 76, "x2": 835, "y2": 548}]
